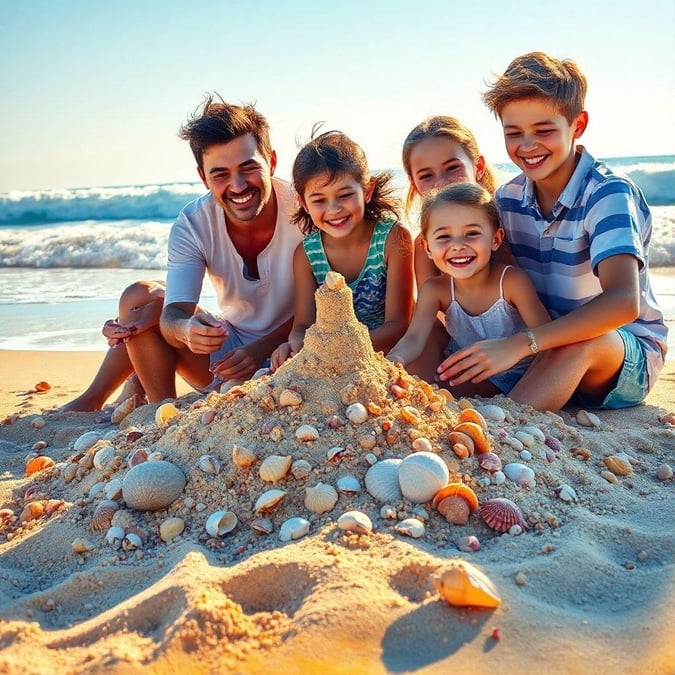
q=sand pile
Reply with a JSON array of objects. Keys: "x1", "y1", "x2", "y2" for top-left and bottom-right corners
[{"x1": 0, "y1": 272, "x2": 673, "y2": 674}]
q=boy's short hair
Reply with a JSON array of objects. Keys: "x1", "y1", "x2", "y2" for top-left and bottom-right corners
[{"x1": 482, "y1": 51, "x2": 587, "y2": 123}]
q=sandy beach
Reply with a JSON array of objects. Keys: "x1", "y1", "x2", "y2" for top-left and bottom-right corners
[{"x1": 1, "y1": 284, "x2": 674, "y2": 675}]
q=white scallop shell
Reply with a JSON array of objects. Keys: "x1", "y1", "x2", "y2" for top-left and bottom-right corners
[
  {"x1": 254, "y1": 488, "x2": 287, "y2": 514},
  {"x1": 295, "y1": 424, "x2": 319, "y2": 442},
  {"x1": 304, "y1": 482, "x2": 339, "y2": 514},
  {"x1": 105, "y1": 525, "x2": 125, "y2": 549},
  {"x1": 397, "y1": 452, "x2": 450, "y2": 503},
  {"x1": 291, "y1": 459, "x2": 312, "y2": 480},
  {"x1": 345, "y1": 403, "x2": 368, "y2": 425},
  {"x1": 365, "y1": 459, "x2": 403, "y2": 503},
  {"x1": 336, "y1": 475, "x2": 361, "y2": 495},
  {"x1": 394, "y1": 518, "x2": 425, "y2": 538},
  {"x1": 73, "y1": 431, "x2": 103, "y2": 453},
  {"x1": 259, "y1": 455, "x2": 292, "y2": 483},
  {"x1": 279, "y1": 516, "x2": 310, "y2": 542},
  {"x1": 232, "y1": 445, "x2": 258, "y2": 468},
  {"x1": 503, "y1": 462, "x2": 536, "y2": 488},
  {"x1": 122, "y1": 460, "x2": 186, "y2": 511},
  {"x1": 205, "y1": 510, "x2": 237, "y2": 537},
  {"x1": 520, "y1": 425, "x2": 545, "y2": 442},
  {"x1": 476, "y1": 404, "x2": 507, "y2": 422},
  {"x1": 105, "y1": 477, "x2": 123, "y2": 500},
  {"x1": 337, "y1": 510, "x2": 372, "y2": 534},
  {"x1": 197, "y1": 454, "x2": 220, "y2": 474},
  {"x1": 93, "y1": 444, "x2": 116, "y2": 470},
  {"x1": 159, "y1": 517, "x2": 185, "y2": 542}
]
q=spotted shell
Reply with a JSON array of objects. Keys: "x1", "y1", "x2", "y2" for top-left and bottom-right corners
[
  {"x1": 279, "y1": 516, "x2": 310, "y2": 542},
  {"x1": 365, "y1": 458, "x2": 403, "y2": 503},
  {"x1": 394, "y1": 518, "x2": 425, "y2": 538},
  {"x1": 337, "y1": 510, "x2": 372, "y2": 534},
  {"x1": 304, "y1": 482, "x2": 339, "y2": 514},
  {"x1": 259, "y1": 455, "x2": 292, "y2": 483},
  {"x1": 432, "y1": 559, "x2": 501, "y2": 608},
  {"x1": 478, "y1": 452, "x2": 502, "y2": 473},
  {"x1": 453, "y1": 421, "x2": 490, "y2": 454},
  {"x1": 503, "y1": 462, "x2": 536, "y2": 488},
  {"x1": 205, "y1": 510, "x2": 237, "y2": 537},
  {"x1": 121, "y1": 460, "x2": 186, "y2": 511},
  {"x1": 232, "y1": 444, "x2": 257, "y2": 468},
  {"x1": 397, "y1": 452, "x2": 450, "y2": 504},
  {"x1": 91, "y1": 499, "x2": 119, "y2": 531},
  {"x1": 254, "y1": 488, "x2": 287, "y2": 514},
  {"x1": 25, "y1": 455, "x2": 55, "y2": 477},
  {"x1": 479, "y1": 497, "x2": 528, "y2": 533},
  {"x1": 159, "y1": 516, "x2": 185, "y2": 542},
  {"x1": 346, "y1": 403, "x2": 368, "y2": 425},
  {"x1": 154, "y1": 402, "x2": 180, "y2": 426},
  {"x1": 295, "y1": 424, "x2": 319, "y2": 442}
]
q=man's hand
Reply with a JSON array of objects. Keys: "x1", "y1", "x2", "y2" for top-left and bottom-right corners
[{"x1": 183, "y1": 311, "x2": 229, "y2": 355}]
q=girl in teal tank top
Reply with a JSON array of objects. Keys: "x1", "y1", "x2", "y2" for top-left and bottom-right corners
[{"x1": 271, "y1": 130, "x2": 414, "y2": 370}]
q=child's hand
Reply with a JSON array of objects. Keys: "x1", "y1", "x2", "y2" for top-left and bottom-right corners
[
  {"x1": 438, "y1": 336, "x2": 523, "y2": 385},
  {"x1": 271, "y1": 341, "x2": 298, "y2": 371},
  {"x1": 385, "y1": 351, "x2": 405, "y2": 367}
]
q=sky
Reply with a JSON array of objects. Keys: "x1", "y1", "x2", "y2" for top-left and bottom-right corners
[{"x1": 1, "y1": 0, "x2": 674, "y2": 192}]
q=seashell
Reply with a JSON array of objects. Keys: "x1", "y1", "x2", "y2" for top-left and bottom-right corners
[
  {"x1": 91, "y1": 499, "x2": 119, "y2": 531},
  {"x1": 412, "y1": 437, "x2": 433, "y2": 453},
  {"x1": 159, "y1": 517, "x2": 185, "y2": 542},
  {"x1": 71, "y1": 537, "x2": 94, "y2": 554},
  {"x1": 25, "y1": 455, "x2": 55, "y2": 477},
  {"x1": 23, "y1": 482, "x2": 46, "y2": 500},
  {"x1": 269, "y1": 425, "x2": 284, "y2": 442},
  {"x1": 367, "y1": 401, "x2": 383, "y2": 416},
  {"x1": 337, "y1": 510, "x2": 372, "y2": 534},
  {"x1": 43, "y1": 499, "x2": 64, "y2": 516},
  {"x1": 155, "y1": 402, "x2": 180, "y2": 426},
  {"x1": 205, "y1": 510, "x2": 237, "y2": 537},
  {"x1": 433, "y1": 483, "x2": 479, "y2": 525},
  {"x1": 279, "y1": 516, "x2": 310, "y2": 542},
  {"x1": 251, "y1": 518, "x2": 274, "y2": 535},
  {"x1": 491, "y1": 470, "x2": 506, "y2": 485},
  {"x1": 380, "y1": 505, "x2": 397, "y2": 519},
  {"x1": 200, "y1": 409, "x2": 216, "y2": 425},
  {"x1": 453, "y1": 421, "x2": 490, "y2": 454},
  {"x1": 476, "y1": 404, "x2": 506, "y2": 423},
  {"x1": 291, "y1": 459, "x2": 312, "y2": 480},
  {"x1": 232, "y1": 444, "x2": 257, "y2": 468},
  {"x1": 111, "y1": 509, "x2": 134, "y2": 529},
  {"x1": 391, "y1": 384, "x2": 407, "y2": 399},
  {"x1": 520, "y1": 425, "x2": 545, "y2": 442},
  {"x1": 509, "y1": 524, "x2": 523, "y2": 536},
  {"x1": 122, "y1": 532, "x2": 143, "y2": 551},
  {"x1": 398, "y1": 452, "x2": 450, "y2": 503},
  {"x1": 658, "y1": 412, "x2": 675, "y2": 426},
  {"x1": 345, "y1": 403, "x2": 368, "y2": 425},
  {"x1": 448, "y1": 431, "x2": 475, "y2": 457},
  {"x1": 197, "y1": 454, "x2": 221, "y2": 474},
  {"x1": 259, "y1": 455, "x2": 292, "y2": 483},
  {"x1": 503, "y1": 462, "x2": 536, "y2": 488},
  {"x1": 20, "y1": 501, "x2": 45, "y2": 522},
  {"x1": 556, "y1": 484, "x2": 578, "y2": 503},
  {"x1": 544, "y1": 435, "x2": 564, "y2": 453},
  {"x1": 478, "y1": 452, "x2": 502, "y2": 473},
  {"x1": 279, "y1": 388, "x2": 303, "y2": 407},
  {"x1": 0, "y1": 509, "x2": 15, "y2": 529},
  {"x1": 601, "y1": 470, "x2": 619, "y2": 484},
  {"x1": 394, "y1": 518, "x2": 425, "y2": 539},
  {"x1": 603, "y1": 453, "x2": 633, "y2": 476},
  {"x1": 456, "y1": 535, "x2": 481, "y2": 552},
  {"x1": 327, "y1": 446, "x2": 349, "y2": 463},
  {"x1": 324, "y1": 270, "x2": 345, "y2": 290},
  {"x1": 501, "y1": 434, "x2": 524, "y2": 451},
  {"x1": 304, "y1": 482, "x2": 339, "y2": 514},
  {"x1": 432, "y1": 560, "x2": 501, "y2": 608},
  {"x1": 252, "y1": 367, "x2": 271, "y2": 380},
  {"x1": 656, "y1": 464, "x2": 673, "y2": 481},
  {"x1": 364, "y1": 453, "x2": 378, "y2": 466},
  {"x1": 125, "y1": 429, "x2": 144, "y2": 443},
  {"x1": 411, "y1": 506, "x2": 430, "y2": 521},
  {"x1": 62, "y1": 463, "x2": 78, "y2": 483},
  {"x1": 336, "y1": 475, "x2": 361, "y2": 495},
  {"x1": 480, "y1": 497, "x2": 528, "y2": 533},
  {"x1": 514, "y1": 431, "x2": 535, "y2": 448},
  {"x1": 73, "y1": 431, "x2": 103, "y2": 453},
  {"x1": 519, "y1": 450, "x2": 533, "y2": 461},
  {"x1": 254, "y1": 488, "x2": 287, "y2": 514},
  {"x1": 122, "y1": 460, "x2": 186, "y2": 511},
  {"x1": 458, "y1": 408, "x2": 488, "y2": 433},
  {"x1": 576, "y1": 409, "x2": 602, "y2": 428},
  {"x1": 326, "y1": 415, "x2": 345, "y2": 429},
  {"x1": 295, "y1": 424, "x2": 319, "y2": 442},
  {"x1": 400, "y1": 406, "x2": 421, "y2": 425},
  {"x1": 93, "y1": 444, "x2": 116, "y2": 471},
  {"x1": 365, "y1": 458, "x2": 403, "y2": 503},
  {"x1": 105, "y1": 526, "x2": 125, "y2": 549},
  {"x1": 127, "y1": 448, "x2": 148, "y2": 468},
  {"x1": 111, "y1": 396, "x2": 136, "y2": 424},
  {"x1": 146, "y1": 450, "x2": 164, "y2": 462}
]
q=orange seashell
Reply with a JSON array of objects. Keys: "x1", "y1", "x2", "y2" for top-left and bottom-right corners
[
  {"x1": 436, "y1": 495, "x2": 471, "y2": 525},
  {"x1": 448, "y1": 431, "x2": 475, "y2": 457},
  {"x1": 432, "y1": 559, "x2": 501, "y2": 608},
  {"x1": 479, "y1": 497, "x2": 528, "y2": 533},
  {"x1": 34, "y1": 381, "x2": 51, "y2": 392},
  {"x1": 400, "y1": 406, "x2": 421, "y2": 425},
  {"x1": 453, "y1": 421, "x2": 490, "y2": 454},
  {"x1": 433, "y1": 483, "x2": 479, "y2": 513},
  {"x1": 44, "y1": 499, "x2": 65, "y2": 515},
  {"x1": 20, "y1": 501, "x2": 45, "y2": 523},
  {"x1": 458, "y1": 408, "x2": 488, "y2": 434},
  {"x1": 367, "y1": 401, "x2": 383, "y2": 416},
  {"x1": 25, "y1": 455, "x2": 55, "y2": 477},
  {"x1": 390, "y1": 384, "x2": 407, "y2": 399}
]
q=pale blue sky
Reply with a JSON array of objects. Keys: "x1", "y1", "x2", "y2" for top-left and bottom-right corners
[{"x1": 1, "y1": 0, "x2": 674, "y2": 192}]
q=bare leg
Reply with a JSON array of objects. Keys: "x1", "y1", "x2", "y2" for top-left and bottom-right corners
[
  {"x1": 406, "y1": 318, "x2": 448, "y2": 383},
  {"x1": 509, "y1": 332, "x2": 625, "y2": 411}
]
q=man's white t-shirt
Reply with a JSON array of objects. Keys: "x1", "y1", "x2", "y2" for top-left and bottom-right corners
[{"x1": 165, "y1": 178, "x2": 303, "y2": 343}]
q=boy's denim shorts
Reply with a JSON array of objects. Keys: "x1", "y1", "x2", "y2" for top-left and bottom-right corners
[{"x1": 574, "y1": 328, "x2": 650, "y2": 409}]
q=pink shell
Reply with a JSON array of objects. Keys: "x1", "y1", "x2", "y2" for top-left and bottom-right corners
[
  {"x1": 479, "y1": 498, "x2": 528, "y2": 533},
  {"x1": 477, "y1": 452, "x2": 502, "y2": 473}
]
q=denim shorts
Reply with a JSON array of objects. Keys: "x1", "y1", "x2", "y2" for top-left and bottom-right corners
[{"x1": 574, "y1": 328, "x2": 650, "y2": 409}]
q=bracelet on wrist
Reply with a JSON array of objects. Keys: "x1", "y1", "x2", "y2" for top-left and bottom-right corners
[{"x1": 523, "y1": 329, "x2": 539, "y2": 354}]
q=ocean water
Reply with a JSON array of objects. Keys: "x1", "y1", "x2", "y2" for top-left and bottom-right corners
[{"x1": 1, "y1": 156, "x2": 674, "y2": 352}]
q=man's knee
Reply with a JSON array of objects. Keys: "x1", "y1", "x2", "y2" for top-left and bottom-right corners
[{"x1": 119, "y1": 280, "x2": 164, "y2": 314}]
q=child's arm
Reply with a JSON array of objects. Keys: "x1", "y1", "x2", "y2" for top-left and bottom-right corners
[
  {"x1": 270, "y1": 244, "x2": 318, "y2": 370},
  {"x1": 439, "y1": 255, "x2": 639, "y2": 386},
  {"x1": 503, "y1": 267, "x2": 550, "y2": 328},
  {"x1": 369, "y1": 223, "x2": 414, "y2": 353},
  {"x1": 386, "y1": 276, "x2": 446, "y2": 366}
]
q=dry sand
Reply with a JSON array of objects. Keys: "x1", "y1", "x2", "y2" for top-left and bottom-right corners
[{"x1": 1, "y1": 280, "x2": 673, "y2": 674}]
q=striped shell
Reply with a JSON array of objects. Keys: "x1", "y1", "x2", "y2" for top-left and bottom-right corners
[
  {"x1": 479, "y1": 497, "x2": 528, "y2": 533},
  {"x1": 337, "y1": 510, "x2": 372, "y2": 534},
  {"x1": 603, "y1": 453, "x2": 633, "y2": 476},
  {"x1": 121, "y1": 460, "x2": 186, "y2": 511},
  {"x1": 279, "y1": 516, "x2": 310, "y2": 542},
  {"x1": 197, "y1": 454, "x2": 221, "y2": 474},
  {"x1": 295, "y1": 424, "x2": 319, "y2": 442},
  {"x1": 205, "y1": 510, "x2": 237, "y2": 537},
  {"x1": 398, "y1": 452, "x2": 450, "y2": 503},
  {"x1": 365, "y1": 458, "x2": 403, "y2": 503},
  {"x1": 304, "y1": 482, "x2": 339, "y2": 514},
  {"x1": 91, "y1": 499, "x2": 119, "y2": 531},
  {"x1": 259, "y1": 455, "x2": 292, "y2": 483}
]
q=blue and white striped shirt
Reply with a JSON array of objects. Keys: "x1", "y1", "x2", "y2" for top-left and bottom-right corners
[{"x1": 496, "y1": 146, "x2": 667, "y2": 387}]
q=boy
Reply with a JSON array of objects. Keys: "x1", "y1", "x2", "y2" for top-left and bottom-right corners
[{"x1": 439, "y1": 52, "x2": 667, "y2": 411}]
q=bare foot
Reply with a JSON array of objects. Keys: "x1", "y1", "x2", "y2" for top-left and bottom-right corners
[
  {"x1": 59, "y1": 393, "x2": 107, "y2": 413},
  {"x1": 111, "y1": 374, "x2": 147, "y2": 408}
]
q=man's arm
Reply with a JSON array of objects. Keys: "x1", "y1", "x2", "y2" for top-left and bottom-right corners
[{"x1": 160, "y1": 302, "x2": 228, "y2": 354}]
